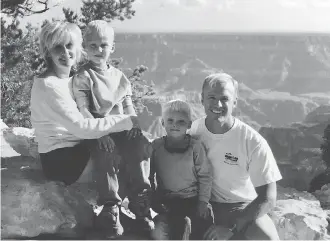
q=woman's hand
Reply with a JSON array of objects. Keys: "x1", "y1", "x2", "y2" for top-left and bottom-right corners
[
  {"x1": 127, "y1": 116, "x2": 142, "y2": 139},
  {"x1": 130, "y1": 115, "x2": 141, "y2": 128},
  {"x1": 126, "y1": 127, "x2": 142, "y2": 139},
  {"x1": 97, "y1": 135, "x2": 116, "y2": 152}
]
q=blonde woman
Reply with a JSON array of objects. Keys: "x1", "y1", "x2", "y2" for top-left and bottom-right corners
[{"x1": 30, "y1": 21, "x2": 147, "y2": 239}]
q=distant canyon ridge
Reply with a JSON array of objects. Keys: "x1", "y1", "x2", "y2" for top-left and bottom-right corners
[{"x1": 111, "y1": 33, "x2": 330, "y2": 133}]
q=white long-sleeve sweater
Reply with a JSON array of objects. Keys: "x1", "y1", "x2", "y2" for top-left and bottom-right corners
[{"x1": 30, "y1": 75, "x2": 133, "y2": 153}]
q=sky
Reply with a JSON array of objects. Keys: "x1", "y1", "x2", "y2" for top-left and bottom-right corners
[{"x1": 20, "y1": 0, "x2": 330, "y2": 33}]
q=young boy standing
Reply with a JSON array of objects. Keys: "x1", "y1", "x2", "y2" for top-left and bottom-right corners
[
  {"x1": 148, "y1": 100, "x2": 213, "y2": 240},
  {"x1": 72, "y1": 20, "x2": 153, "y2": 238}
]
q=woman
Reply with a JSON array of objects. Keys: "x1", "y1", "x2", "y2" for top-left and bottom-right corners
[{"x1": 30, "y1": 20, "x2": 152, "y2": 238}]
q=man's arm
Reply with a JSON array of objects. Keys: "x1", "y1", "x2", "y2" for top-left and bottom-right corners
[
  {"x1": 235, "y1": 138, "x2": 281, "y2": 232},
  {"x1": 235, "y1": 182, "x2": 277, "y2": 232},
  {"x1": 203, "y1": 182, "x2": 277, "y2": 240}
]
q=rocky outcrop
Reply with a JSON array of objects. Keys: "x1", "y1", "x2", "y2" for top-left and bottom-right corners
[
  {"x1": 259, "y1": 125, "x2": 324, "y2": 160},
  {"x1": 1, "y1": 168, "x2": 95, "y2": 239},
  {"x1": 259, "y1": 120, "x2": 329, "y2": 191},
  {"x1": 305, "y1": 105, "x2": 330, "y2": 124},
  {"x1": 2, "y1": 124, "x2": 329, "y2": 239},
  {"x1": 246, "y1": 92, "x2": 317, "y2": 127},
  {"x1": 277, "y1": 149, "x2": 327, "y2": 191},
  {"x1": 314, "y1": 184, "x2": 330, "y2": 210},
  {"x1": 1, "y1": 127, "x2": 97, "y2": 239},
  {"x1": 271, "y1": 186, "x2": 329, "y2": 240},
  {"x1": 310, "y1": 169, "x2": 330, "y2": 193},
  {"x1": 2, "y1": 127, "x2": 38, "y2": 158},
  {"x1": 1, "y1": 119, "x2": 8, "y2": 130}
]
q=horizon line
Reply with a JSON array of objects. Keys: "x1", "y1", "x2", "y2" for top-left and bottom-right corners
[{"x1": 114, "y1": 30, "x2": 330, "y2": 35}]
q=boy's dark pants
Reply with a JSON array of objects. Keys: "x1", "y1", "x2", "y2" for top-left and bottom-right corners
[
  {"x1": 154, "y1": 197, "x2": 213, "y2": 240},
  {"x1": 91, "y1": 131, "x2": 151, "y2": 209},
  {"x1": 40, "y1": 131, "x2": 151, "y2": 213}
]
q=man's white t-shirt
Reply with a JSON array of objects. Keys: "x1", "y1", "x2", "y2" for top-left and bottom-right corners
[{"x1": 189, "y1": 117, "x2": 282, "y2": 203}]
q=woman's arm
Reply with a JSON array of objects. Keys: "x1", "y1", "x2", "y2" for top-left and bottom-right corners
[
  {"x1": 79, "y1": 106, "x2": 95, "y2": 119},
  {"x1": 38, "y1": 80, "x2": 133, "y2": 139}
]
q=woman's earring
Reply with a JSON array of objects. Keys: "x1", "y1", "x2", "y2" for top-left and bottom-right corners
[{"x1": 111, "y1": 43, "x2": 115, "y2": 53}]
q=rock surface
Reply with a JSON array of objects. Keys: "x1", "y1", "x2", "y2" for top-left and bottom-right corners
[
  {"x1": 2, "y1": 127, "x2": 38, "y2": 158},
  {"x1": 310, "y1": 170, "x2": 330, "y2": 193},
  {"x1": 277, "y1": 149, "x2": 327, "y2": 191},
  {"x1": 270, "y1": 186, "x2": 329, "y2": 240},
  {"x1": 2, "y1": 125, "x2": 330, "y2": 239},
  {"x1": 305, "y1": 105, "x2": 330, "y2": 124},
  {"x1": 260, "y1": 119, "x2": 329, "y2": 191},
  {"x1": 1, "y1": 119, "x2": 8, "y2": 130},
  {"x1": 314, "y1": 184, "x2": 330, "y2": 210},
  {"x1": 0, "y1": 127, "x2": 96, "y2": 239},
  {"x1": 1, "y1": 168, "x2": 95, "y2": 239}
]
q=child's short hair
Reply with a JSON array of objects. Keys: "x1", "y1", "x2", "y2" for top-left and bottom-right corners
[
  {"x1": 202, "y1": 72, "x2": 239, "y2": 97},
  {"x1": 162, "y1": 99, "x2": 192, "y2": 121},
  {"x1": 39, "y1": 20, "x2": 83, "y2": 64},
  {"x1": 83, "y1": 20, "x2": 114, "y2": 44}
]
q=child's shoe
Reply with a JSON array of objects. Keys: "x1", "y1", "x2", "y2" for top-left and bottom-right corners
[
  {"x1": 128, "y1": 190, "x2": 155, "y2": 232},
  {"x1": 94, "y1": 204, "x2": 124, "y2": 239}
]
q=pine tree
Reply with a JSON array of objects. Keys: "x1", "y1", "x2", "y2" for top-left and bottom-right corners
[
  {"x1": 1, "y1": 0, "x2": 58, "y2": 19},
  {"x1": 1, "y1": 18, "x2": 44, "y2": 127}
]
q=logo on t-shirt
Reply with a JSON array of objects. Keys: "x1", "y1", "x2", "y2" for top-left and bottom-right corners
[{"x1": 224, "y1": 152, "x2": 238, "y2": 165}]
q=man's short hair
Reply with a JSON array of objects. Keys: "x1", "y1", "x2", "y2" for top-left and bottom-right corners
[
  {"x1": 162, "y1": 99, "x2": 192, "y2": 121},
  {"x1": 202, "y1": 73, "x2": 239, "y2": 97}
]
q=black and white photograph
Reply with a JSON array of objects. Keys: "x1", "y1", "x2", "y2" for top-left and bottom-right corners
[{"x1": 1, "y1": 0, "x2": 330, "y2": 240}]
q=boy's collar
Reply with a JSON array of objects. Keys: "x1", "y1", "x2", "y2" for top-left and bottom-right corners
[
  {"x1": 88, "y1": 61, "x2": 111, "y2": 72},
  {"x1": 163, "y1": 134, "x2": 191, "y2": 153}
]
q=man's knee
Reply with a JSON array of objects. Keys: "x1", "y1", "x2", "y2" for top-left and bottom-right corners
[{"x1": 244, "y1": 215, "x2": 279, "y2": 240}]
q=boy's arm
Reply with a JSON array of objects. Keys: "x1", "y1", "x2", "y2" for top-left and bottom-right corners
[
  {"x1": 193, "y1": 141, "x2": 213, "y2": 203},
  {"x1": 121, "y1": 73, "x2": 137, "y2": 116},
  {"x1": 72, "y1": 72, "x2": 93, "y2": 115},
  {"x1": 123, "y1": 95, "x2": 136, "y2": 116}
]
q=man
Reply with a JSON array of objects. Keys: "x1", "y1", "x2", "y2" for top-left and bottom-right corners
[{"x1": 189, "y1": 73, "x2": 282, "y2": 240}]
